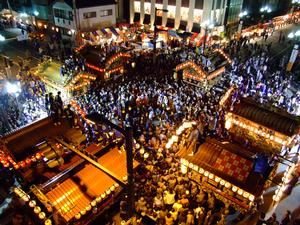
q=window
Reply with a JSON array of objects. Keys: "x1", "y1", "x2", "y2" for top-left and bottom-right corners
[
  {"x1": 53, "y1": 8, "x2": 73, "y2": 20},
  {"x1": 83, "y1": 11, "x2": 97, "y2": 19},
  {"x1": 100, "y1": 9, "x2": 113, "y2": 17}
]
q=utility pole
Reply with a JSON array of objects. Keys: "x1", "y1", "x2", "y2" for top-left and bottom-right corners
[
  {"x1": 153, "y1": 8, "x2": 158, "y2": 54},
  {"x1": 86, "y1": 113, "x2": 135, "y2": 218},
  {"x1": 153, "y1": 7, "x2": 168, "y2": 54},
  {"x1": 72, "y1": 0, "x2": 79, "y2": 46}
]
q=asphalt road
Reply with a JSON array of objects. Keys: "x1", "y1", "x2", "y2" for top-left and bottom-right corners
[{"x1": 0, "y1": 28, "x2": 40, "y2": 79}]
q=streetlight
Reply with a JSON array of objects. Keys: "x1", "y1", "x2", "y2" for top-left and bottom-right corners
[
  {"x1": 153, "y1": 7, "x2": 168, "y2": 54},
  {"x1": 6, "y1": 81, "x2": 21, "y2": 96},
  {"x1": 260, "y1": 6, "x2": 271, "y2": 22},
  {"x1": 6, "y1": 81, "x2": 21, "y2": 110},
  {"x1": 238, "y1": 10, "x2": 248, "y2": 33},
  {"x1": 239, "y1": 10, "x2": 248, "y2": 18},
  {"x1": 0, "y1": 35, "x2": 5, "y2": 41},
  {"x1": 201, "y1": 20, "x2": 214, "y2": 54},
  {"x1": 288, "y1": 30, "x2": 300, "y2": 40}
]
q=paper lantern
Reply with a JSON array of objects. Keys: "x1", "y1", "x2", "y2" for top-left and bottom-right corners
[
  {"x1": 237, "y1": 189, "x2": 243, "y2": 195},
  {"x1": 96, "y1": 197, "x2": 102, "y2": 203},
  {"x1": 110, "y1": 186, "x2": 115, "y2": 192},
  {"x1": 243, "y1": 192, "x2": 249, "y2": 198},
  {"x1": 86, "y1": 205, "x2": 91, "y2": 211},
  {"x1": 249, "y1": 195, "x2": 254, "y2": 201},
  {"x1": 80, "y1": 209, "x2": 86, "y2": 215},
  {"x1": 34, "y1": 206, "x2": 41, "y2": 214},
  {"x1": 44, "y1": 219, "x2": 52, "y2": 225},
  {"x1": 29, "y1": 200, "x2": 36, "y2": 207},
  {"x1": 38, "y1": 212, "x2": 46, "y2": 220},
  {"x1": 225, "y1": 182, "x2": 231, "y2": 188},
  {"x1": 199, "y1": 168, "x2": 204, "y2": 174},
  {"x1": 91, "y1": 200, "x2": 96, "y2": 207}
]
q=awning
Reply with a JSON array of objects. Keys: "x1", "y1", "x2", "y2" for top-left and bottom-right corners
[
  {"x1": 166, "y1": 18, "x2": 175, "y2": 28},
  {"x1": 155, "y1": 16, "x2": 162, "y2": 26},
  {"x1": 89, "y1": 31, "x2": 97, "y2": 42},
  {"x1": 100, "y1": 28, "x2": 108, "y2": 35},
  {"x1": 109, "y1": 26, "x2": 119, "y2": 36},
  {"x1": 134, "y1": 13, "x2": 140, "y2": 23},
  {"x1": 143, "y1": 14, "x2": 151, "y2": 25},
  {"x1": 96, "y1": 30, "x2": 102, "y2": 36},
  {"x1": 168, "y1": 30, "x2": 180, "y2": 38},
  {"x1": 91, "y1": 31, "x2": 99, "y2": 37},
  {"x1": 177, "y1": 31, "x2": 193, "y2": 39},
  {"x1": 192, "y1": 23, "x2": 201, "y2": 33},
  {"x1": 178, "y1": 21, "x2": 187, "y2": 31}
]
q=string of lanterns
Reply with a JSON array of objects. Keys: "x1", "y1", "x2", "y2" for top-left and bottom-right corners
[
  {"x1": 206, "y1": 66, "x2": 225, "y2": 80},
  {"x1": 70, "y1": 100, "x2": 87, "y2": 118},
  {"x1": 13, "y1": 187, "x2": 52, "y2": 225},
  {"x1": 73, "y1": 182, "x2": 120, "y2": 220},
  {"x1": 0, "y1": 148, "x2": 44, "y2": 170},
  {"x1": 213, "y1": 48, "x2": 232, "y2": 64},
  {"x1": 65, "y1": 73, "x2": 96, "y2": 91},
  {"x1": 225, "y1": 113, "x2": 289, "y2": 146},
  {"x1": 180, "y1": 158, "x2": 255, "y2": 202},
  {"x1": 272, "y1": 162, "x2": 297, "y2": 202},
  {"x1": 105, "y1": 52, "x2": 131, "y2": 69},
  {"x1": 176, "y1": 61, "x2": 208, "y2": 79},
  {"x1": 166, "y1": 121, "x2": 197, "y2": 149},
  {"x1": 219, "y1": 86, "x2": 236, "y2": 107}
]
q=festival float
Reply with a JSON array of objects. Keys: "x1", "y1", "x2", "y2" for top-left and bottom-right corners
[
  {"x1": 78, "y1": 45, "x2": 132, "y2": 80},
  {"x1": 225, "y1": 97, "x2": 300, "y2": 154},
  {"x1": 0, "y1": 112, "x2": 139, "y2": 224},
  {"x1": 175, "y1": 48, "x2": 231, "y2": 87},
  {"x1": 224, "y1": 97, "x2": 300, "y2": 205},
  {"x1": 177, "y1": 138, "x2": 263, "y2": 213}
]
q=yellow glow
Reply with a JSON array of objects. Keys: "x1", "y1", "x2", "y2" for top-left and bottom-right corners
[{"x1": 53, "y1": 188, "x2": 76, "y2": 206}]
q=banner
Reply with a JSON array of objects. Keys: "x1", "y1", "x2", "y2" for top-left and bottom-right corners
[{"x1": 286, "y1": 44, "x2": 299, "y2": 72}]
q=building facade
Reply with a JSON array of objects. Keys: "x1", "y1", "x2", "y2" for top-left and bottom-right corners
[
  {"x1": 31, "y1": 0, "x2": 55, "y2": 22},
  {"x1": 129, "y1": 0, "x2": 229, "y2": 33},
  {"x1": 224, "y1": 0, "x2": 244, "y2": 37},
  {"x1": 52, "y1": 0, "x2": 117, "y2": 36}
]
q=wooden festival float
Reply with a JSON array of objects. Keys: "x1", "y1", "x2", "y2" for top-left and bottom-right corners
[
  {"x1": 78, "y1": 45, "x2": 132, "y2": 79},
  {"x1": 163, "y1": 121, "x2": 259, "y2": 212},
  {"x1": 175, "y1": 48, "x2": 231, "y2": 87},
  {"x1": 225, "y1": 97, "x2": 300, "y2": 154},
  {"x1": 170, "y1": 97, "x2": 300, "y2": 213},
  {"x1": 0, "y1": 113, "x2": 139, "y2": 225},
  {"x1": 225, "y1": 97, "x2": 300, "y2": 203}
]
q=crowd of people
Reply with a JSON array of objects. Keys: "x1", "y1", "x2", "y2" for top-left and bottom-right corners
[
  {"x1": 71, "y1": 33, "x2": 299, "y2": 224},
  {"x1": 0, "y1": 73, "x2": 47, "y2": 136},
  {"x1": 0, "y1": 15, "x2": 299, "y2": 224}
]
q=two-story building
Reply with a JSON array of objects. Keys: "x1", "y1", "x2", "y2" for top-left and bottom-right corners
[
  {"x1": 52, "y1": 0, "x2": 117, "y2": 36},
  {"x1": 130, "y1": 0, "x2": 245, "y2": 36}
]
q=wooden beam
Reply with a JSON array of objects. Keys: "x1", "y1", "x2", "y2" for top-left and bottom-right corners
[{"x1": 55, "y1": 138, "x2": 126, "y2": 186}]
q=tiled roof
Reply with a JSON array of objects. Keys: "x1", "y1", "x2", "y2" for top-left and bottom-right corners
[{"x1": 233, "y1": 98, "x2": 300, "y2": 136}]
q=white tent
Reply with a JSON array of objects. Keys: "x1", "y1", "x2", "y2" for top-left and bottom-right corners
[{"x1": 0, "y1": 9, "x2": 18, "y2": 17}]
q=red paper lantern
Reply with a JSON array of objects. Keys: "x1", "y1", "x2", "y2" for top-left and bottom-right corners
[{"x1": 14, "y1": 164, "x2": 20, "y2": 170}]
